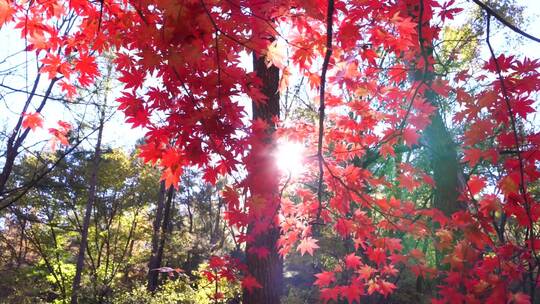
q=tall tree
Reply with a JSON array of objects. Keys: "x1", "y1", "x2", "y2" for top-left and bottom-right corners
[
  {"x1": 70, "y1": 104, "x2": 106, "y2": 304},
  {"x1": 242, "y1": 54, "x2": 283, "y2": 303}
]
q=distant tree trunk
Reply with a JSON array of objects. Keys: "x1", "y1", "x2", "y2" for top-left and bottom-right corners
[
  {"x1": 122, "y1": 214, "x2": 138, "y2": 285},
  {"x1": 70, "y1": 106, "x2": 106, "y2": 304},
  {"x1": 423, "y1": 107, "x2": 465, "y2": 216},
  {"x1": 210, "y1": 197, "x2": 223, "y2": 247},
  {"x1": 403, "y1": 1, "x2": 465, "y2": 217},
  {"x1": 148, "y1": 180, "x2": 166, "y2": 290},
  {"x1": 242, "y1": 53, "x2": 283, "y2": 304},
  {"x1": 147, "y1": 184, "x2": 175, "y2": 291},
  {"x1": 186, "y1": 186, "x2": 194, "y2": 234},
  {"x1": 403, "y1": 2, "x2": 466, "y2": 294}
]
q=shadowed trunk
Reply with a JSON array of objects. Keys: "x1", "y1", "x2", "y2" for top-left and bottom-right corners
[
  {"x1": 242, "y1": 53, "x2": 283, "y2": 304},
  {"x1": 423, "y1": 107, "x2": 465, "y2": 216},
  {"x1": 147, "y1": 181, "x2": 166, "y2": 291},
  {"x1": 404, "y1": 1, "x2": 465, "y2": 217},
  {"x1": 403, "y1": 1, "x2": 466, "y2": 294}
]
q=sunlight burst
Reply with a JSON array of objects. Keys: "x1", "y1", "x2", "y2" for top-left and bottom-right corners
[{"x1": 275, "y1": 141, "x2": 305, "y2": 176}]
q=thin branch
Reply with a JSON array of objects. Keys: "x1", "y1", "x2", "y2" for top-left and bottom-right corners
[
  {"x1": 486, "y1": 14, "x2": 531, "y2": 230},
  {"x1": 0, "y1": 124, "x2": 102, "y2": 211},
  {"x1": 485, "y1": 12, "x2": 539, "y2": 302},
  {"x1": 0, "y1": 83, "x2": 68, "y2": 102},
  {"x1": 315, "y1": 0, "x2": 335, "y2": 225}
]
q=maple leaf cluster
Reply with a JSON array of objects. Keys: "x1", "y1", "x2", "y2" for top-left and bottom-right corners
[{"x1": 200, "y1": 255, "x2": 263, "y2": 300}]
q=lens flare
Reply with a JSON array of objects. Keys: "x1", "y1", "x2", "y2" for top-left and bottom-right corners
[{"x1": 275, "y1": 141, "x2": 305, "y2": 176}]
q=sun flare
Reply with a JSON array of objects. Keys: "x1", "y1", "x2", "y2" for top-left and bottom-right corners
[{"x1": 275, "y1": 141, "x2": 305, "y2": 176}]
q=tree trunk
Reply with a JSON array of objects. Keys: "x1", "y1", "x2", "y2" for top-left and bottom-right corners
[
  {"x1": 147, "y1": 184, "x2": 175, "y2": 291},
  {"x1": 404, "y1": 1, "x2": 465, "y2": 216},
  {"x1": 70, "y1": 106, "x2": 105, "y2": 304},
  {"x1": 423, "y1": 108, "x2": 465, "y2": 216},
  {"x1": 403, "y1": 2, "x2": 466, "y2": 293},
  {"x1": 242, "y1": 53, "x2": 283, "y2": 304}
]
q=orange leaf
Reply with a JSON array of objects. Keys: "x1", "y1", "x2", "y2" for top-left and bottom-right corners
[{"x1": 0, "y1": 0, "x2": 14, "y2": 28}]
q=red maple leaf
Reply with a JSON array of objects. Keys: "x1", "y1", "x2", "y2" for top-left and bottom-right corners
[
  {"x1": 467, "y1": 175, "x2": 485, "y2": 196},
  {"x1": 357, "y1": 265, "x2": 376, "y2": 281},
  {"x1": 319, "y1": 287, "x2": 339, "y2": 303},
  {"x1": 396, "y1": 172, "x2": 419, "y2": 191},
  {"x1": 75, "y1": 53, "x2": 99, "y2": 87},
  {"x1": 439, "y1": 0, "x2": 464, "y2": 22},
  {"x1": 314, "y1": 271, "x2": 335, "y2": 287},
  {"x1": 335, "y1": 218, "x2": 353, "y2": 237},
  {"x1": 345, "y1": 253, "x2": 362, "y2": 269},
  {"x1": 485, "y1": 54, "x2": 515, "y2": 73},
  {"x1": 377, "y1": 280, "x2": 396, "y2": 297},
  {"x1": 22, "y1": 112, "x2": 43, "y2": 131},
  {"x1": 0, "y1": 0, "x2": 15, "y2": 27},
  {"x1": 160, "y1": 167, "x2": 181, "y2": 189},
  {"x1": 341, "y1": 284, "x2": 363, "y2": 303},
  {"x1": 367, "y1": 247, "x2": 386, "y2": 265},
  {"x1": 41, "y1": 53, "x2": 71, "y2": 79},
  {"x1": 463, "y1": 148, "x2": 483, "y2": 167},
  {"x1": 297, "y1": 237, "x2": 319, "y2": 256},
  {"x1": 48, "y1": 120, "x2": 71, "y2": 151},
  {"x1": 242, "y1": 275, "x2": 262, "y2": 293},
  {"x1": 381, "y1": 265, "x2": 399, "y2": 277},
  {"x1": 402, "y1": 127, "x2": 420, "y2": 147}
]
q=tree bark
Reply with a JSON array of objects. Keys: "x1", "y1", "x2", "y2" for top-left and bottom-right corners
[{"x1": 242, "y1": 53, "x2": 283, "y2": 304}]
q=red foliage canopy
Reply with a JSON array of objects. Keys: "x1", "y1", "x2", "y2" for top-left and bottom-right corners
[{"x1": 4, "y1": 0, "x2": 540, "y2": 302}]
